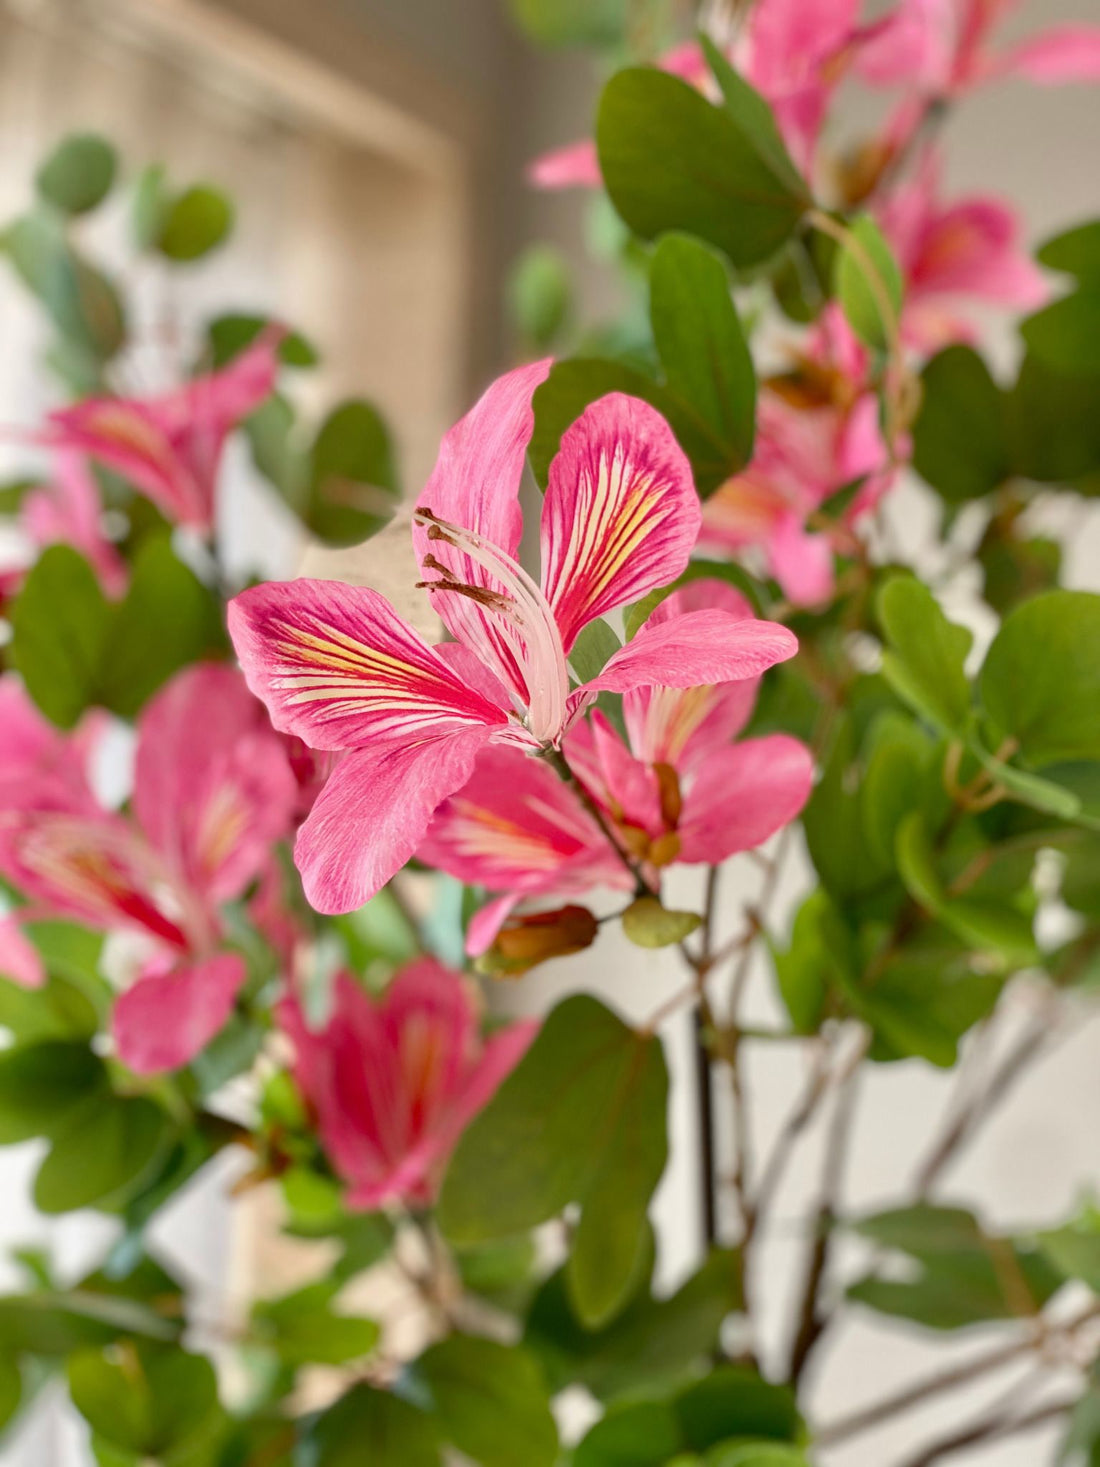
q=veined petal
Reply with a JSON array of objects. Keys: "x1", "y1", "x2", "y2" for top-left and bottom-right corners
[
  {"x1": 46, "y1": 399, "x2": 201, "y2": 526},
  {"x1": 678, "y1": 735, "x2": 814, "y2": 864},
  {"x1": 112, "y1": 952, "x2": 246, "y2": 1074},
  {"x1": 134, "y1": 665, "x2": 297, "y2": 907},
  {"x1": 413, "y1": 361, "x2": 552, "y2": 700},
  {"x1": 578, "y1": 609, "x2": 797, "y2": 704},
  {"x1": 228, "y1": 579, "x2": 507, "y2": 753},
  {"x1": 541, "y1": 393, "x2": 700, "y2": 654},
  {"x1": 295, "y1": 728, "x2": 495, "y2": 914}
]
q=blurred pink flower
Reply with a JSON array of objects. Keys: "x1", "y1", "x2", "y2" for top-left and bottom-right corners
[
  {"x1": 43, "y1": 333, "x2": 281, "y2": 533},
  {"x1": 0, "y1": 665, "x2": 296, "y2": 1072},
  {"x1": 279, "y1": 961, "x2": 536, "y2": 1209},
  {"x1": 423, "y1": 581, "x2": 813, "y2": 954},
  {"x1": 229, "y1": 362, "x2": 796, "y2": 916},
  {"x1": 19, "y1": 453, "x2": 128, "y2": 597}
]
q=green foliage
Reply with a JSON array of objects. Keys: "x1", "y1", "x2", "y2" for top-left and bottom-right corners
[
  {"x1": 36, "y1": 134, "x2": 117, "y2": 215},
  {"x1": 206, "y1": 314, "x2": 319, "y2": 369},
  {"x1": 912, "y1": 346, "x2": 1010, "y2": 502},
  {"x1": 2, "y1": 211, "x2": 125, "y2": 362},
  {"x1": 68, "y1": 1344, "x2": 219, "y2": 1458},
  {"x1": 412, "y1": 1334, "x2": 558, "y2": 1467},
  {"x1": 250, "y1": 1282, "x2": 379, "y2": 1367},
  {"x1": 0, "y1": 1042, "x2": 106, "y2": 1144},
  {"x1": 1023, "y1": 221, "x2": 1100, "y2": 372},
  {"x1": 305, "y1": 1383, "x2": 439, "y2": 1467},
  {"x1": 34, "y1": 1094, "x2": 174, "y2": 1214},
  {"x1": 596, "y1": 51, "x2": 808, "y2": 271},
  {"x1": 878, "y1": 576, "x2": 973, "y2": 734},
  {"x1": 0, "y1": 1290, "x2": 179, "y2": 1355},
  {"x1": 832, "y1": 214, "x2": 903, "y2": 351},
  {"x1": 440, "y1": 994, "x2": 669, "y2": 1328},
  {"x1": 506, "y1": 0, "x2": 628, "y2": 46},
  {"x1": 157, "y1": 185, "x2": 234, "y2": 261},
  {"x1": 508, "y1": 244, "x2": 572, "y2": 350},
  {"x1": 622, "y1": 896, "x2": 703, "y2": 948},
  {"x1": 305, "y1": 399, "x2": 400, "y2": 546}
]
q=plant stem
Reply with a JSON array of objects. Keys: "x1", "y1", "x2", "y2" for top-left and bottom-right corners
[
  {"x1": 892, "y1": 1391, "x2": 1078, "y2": 1467},
  {"x1": 543, "y1": 746, "x2": 656, "y2": 896}
]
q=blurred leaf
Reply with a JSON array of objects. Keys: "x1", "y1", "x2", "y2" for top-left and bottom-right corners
[
  {"x1": 649, "y1": 233, "x2": 756, "y2": 473},
  {"x1": 0, "y1": 1290, "x2": 178, "y2": 1354},
  {"x1": 1007, "y1": 352, "x2": 1100, "y2": 484},
  {"x1": 0, "y1": 970, "x2": 100, "y2": 1045},
  {"x1": 455, "y1": 1236, "x2": 538, "y2": 1307},
  {"x1": 508, "y1": 245, "x2": 571, "y2": 350},
  {"x1": 913, "y1": 346, "x2": 1010, "y2": 502},
  {"x1": 622, "y1": 896, "x2": 702, "y2": 948},
  {"x1": 597, "y1": 60, "x2": 808, "y2": 272},
  {"x1": 36, "y1": 134, "x2": 117, "y2": 214},
  {"x1": 981, "y1": 534, "x2": 1061, "y2": 616},
  {"x1": 9, "y1": 545, "x2": 112, "y2": 727},
  {"x1": 1022, "y1": 288, "x2": 1100, "y2": 374},
  {"x1": 1038, "y1": 220, "x2": 1100, "y2": 283},
  {"x1": 34, "y1": 1094, "x2": 173, "y2": 1214},
  {"x1": 802, "y1": 717, "x2": 894, "y2": 903},
  {"x1": 413, "y1": 1334, "x2": 558, "y2": 1467},
  {"x1": 980, "y1": 590, "x2": 1100, "y2": 766},
  {"x1": 0, "y1": 1355, "x2": 19, "y2": 1431},
  {"x1": 771, "y1": 890, "x2": 847, "y2": 1035},
  {"x1": 706, "y1": 1448, "x2": 808, "y2": 1467},
  {"x1": 440, "y1": 994, "x2": 668, "y2": 1329},
  {"x1": 507, "y1": 0, "x2": 628, "y2": 46},
  {"x1": 306, "y1": 399, "x2": 399, "y2": 546},
  {"x1": 0, "y1": 1042, "x2": 106, "y2": 1144},
  {"x1": 157, "y1": 186, "x2": 234, "y2": 261},
  {"x1": 132, "y1": 164, "x2": 169, "y2": 251},
  {"x1": 206, "y1": 313, "x2": 317, "y2": 369},
  {"x1": 878, "y1": 576, "x2": 972, "y2": 734},
  {"x1": 69, "y1": 1344, "x2": 218, "y2": 1457},
  {"x1": 252, "y1": 1282, "x2": 379, "y2": 1367},
  {"x1": 833, "y1": 214, "x2": 903, "y2": 352},
  {"x1": 305, "y1": 1383, "x2": 439, "y2": 1467},
  {"x1": 2, "y1": 212, "x2": 125, "y2": 359},
  {"x1": 1037, "y1": 1202, "x2": 1100, "y2": 1292}
]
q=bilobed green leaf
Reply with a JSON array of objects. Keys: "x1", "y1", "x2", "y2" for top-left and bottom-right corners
[
  {"x1": 439, "y1": 994, "x2": 669, "y2": 1329},
  {"x1": 507, "y1": 0, "x2": 627, "y2": 45},
  {"x1": 596, "y1": 65, "x2": 808, "y2": 271},
  {"x1": 157, "y1": 185, "x2": 234, "y2": 261},
  {"x1": 1008, "y1": 351, "x2": 1100, "y2": 484},
  {"x1": 878, "y1": 576, "x2": 973, "y2": 734},
  {"x1": 980, "y1": 590, "x2": 1100, "y2": 767},
  {"x1": 649, "y1": 234, "x2": 756, "y2": 474},
  {"x1": 0, "y1": 1042, "x2": 106, "y2": 1144},
  {"x1": 574, "y1": 1401, "x2": 683, "y2": 1467},
  {"x1": 833, "y1": 214, "x2": 903, "y2": 352},
  {"x1": 306, "y1": 1383, "x2": 439, "y2": 1467},
  {"x1": 98, "y1": 535, "x2": 227, "y2": 717},
  {"x1": 9, "y1": 545, "x2": 112, "y2": 727},
  {"x1": 1037, "y1": 220, "x2": 1100, "y2": 283},
  {"x1": 913, "y1": 346, "x2": 1010, "y2": 503},
  {"x1": 622, "y1": 897, "x2": 702, "y2": 949},
  {"x1": 36, "y1": 134, "x2": 117, "y2": 215},
  {"x1": 34, "y1": 1094, "x2": 173, "y2": 1214},
  {"x1": 414, "y1": 1334, "x2": 558, "y2": 1467},
  {"x1": 980, "y1": 533, "x2": 1061, "y2": 615},
  {"x1": 68, "y1": 1344, "x2": 218, "y2": 1456},
  {"x1": 307, "y1": 399, "x2": 399, "y2": 546},
  {"x1": 1022, "y1": 288, "x2": 1100, "y2": 374},
  {"x1": 206, "y1": 313, "x2": 318, "y2": 369}
]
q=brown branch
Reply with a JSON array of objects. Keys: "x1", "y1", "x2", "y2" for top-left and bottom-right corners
[{"x1": 891, "y1": 1391, "x2": 1078, "y2": 1467}]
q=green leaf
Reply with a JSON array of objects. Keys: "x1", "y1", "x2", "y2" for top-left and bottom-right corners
[
  {"x1": 69, "y1": 1345, "x2": 218, "y2": 1456},
  {"x1": 252, "y1": 1283, "x2": 379, "y2": 1367},
  {"x1": 0, "y1": 968, "x2": 100, "y2": 1046},
  {"x1": 802, "y1": 717, "x2": 894, "y2": 903},
  {"x1": 878, "y1": 576, "x2": 972, "y2": 734},
  {"x1": 306, "y1": 1383, "x2": 439, "y2": 1467},
  {"x1": 36, "y1": 134, "x2": 117, "y2": 215},
  {"x1": 649, "y1": 233, "x2": 756, "y2": 473},
  {"x1": 2, "y1": 212, "x2": 125, "y2": 359},
  {"x1": 980, "y1": 534, "x2": 1061, "y2": 616},
  {"x1": 0, "y1": 1355, "x2": 20, "y2": 1432},
  {"x1": 596, "y1": 65, "x2": 808, "y2": 272},
  {"x1": 574, "y1": 1402, "x2": 684, "y2": 1467},
  {"x1": 34, "y1": 1095, "x2": 173, "y2": 1214},
  {"x1": 1037, "y1": 1202, "x2": 1100, "y2": 1292},
  {"x1": 439, "y1": 994, "x2": 669, "y2": 1329},
  {"x1": 771, "y1": 890, "x2": 849, "y2": 1036},
  {"x1": 0, "y1": 1290, "x2": 179, "y2": 1354},
  {"x1": 506, "y1": 0, "x2": 627, "y2": 46},
  {"x1": 206, "y1": 313, "x2": 318, "y2": 368},
  {"x1": 626, "y1": 560, "x2": 764, "y2": 638},
  {"x1": 705, "y1": 1447, "x2": 808, "y2": 1467},
  {"x1": 971, "y1": 746, "x2": 1082, "y2": 820},
  {"x1": 508, "y1": 244, "x2": 571, "y2": 350},
  {"x1": 833, "y1": 214, "x2": 903, "y2": 352},
  {"x1": 132, "y1": 164, "x2": 169, "y2": 251},
  {"x1": 570, "y1": 618, "x2": 622, "y2": 682},
  {"x1": 0, "y1": 1042, "x2": 106, "y2": 1144},
  {"x1": 8, "y1": 545, "x2": 112, "y2": 727},
  {"x1": 157, "y1": 185, "x2": 234, "y2": 261},
  {"x1": 307, "y1": 399, "x2": 399, "y2": 546},
  {"x1": 1037, "y1": 220, "x2": 1100, "y2": 283},
  {"x1": 98, "y1": 535, "x2": 227, "y2": 717},
  {"x1": 622, "y1": 896, "x2": 702, "y2": 949},
  {"x1": 413, "y1": 1334, "x2": 557, "y2": 1467},
  {"x1": 1008, "y1": 352, "x2": 1100, "y2": 484},
  {"x1": 980, "y1": 590, "x2": 1100, "y2": 767},
  {"x1": 913, "y1": 346, "x2": 1010, "y2": 502},
  {"x1": 1022, "y1": 288, "x2": 1100, "y2": 374}
]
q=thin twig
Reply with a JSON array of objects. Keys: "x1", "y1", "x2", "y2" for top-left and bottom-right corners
[{"x1": 891, "y1": 1390, "x2": 1078, "y2": 1467}]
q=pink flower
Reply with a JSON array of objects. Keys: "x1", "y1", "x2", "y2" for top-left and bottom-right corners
[
  {"x1": 42, "y1": 333, "x2": 281, "y2": 533},
  {"x1": 19, "y1": 453, "x2": 128, "y2": 598},
  {"x1": 0, "y1": 666, "x2": 297, "y2": 1072},
  {"x1": 878, "y1": 152, "x2": 1048, "y2": 350},
  {"x1": 423, "y1": 581, "x2": 813, "y2": 953},
  {"x1": 700, "y1": 309, "x2": 893, "y2": 606},
  {"x1": 278, "y1": 960, "x2": 535, "y2": 1209},
  {"x1": 857, "y1": 0, "x2": 1100, "y2": 96},
  {"x1": 228, "y1": 362, "x2": 797, "y2": 916}
]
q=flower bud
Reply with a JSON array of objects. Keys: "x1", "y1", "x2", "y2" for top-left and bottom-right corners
[{"x1": 475, "y1": 904, "x2": 599, "y2": 978}]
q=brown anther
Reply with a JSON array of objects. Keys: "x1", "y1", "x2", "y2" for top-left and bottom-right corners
[
  {"x1": 620, "y1": 824, "x2": 653, "y2": 861},
  {"x1": 649, "y1": 831, "x2": 682, "y2": 868},
  {"x1": 654, "y1": 762, "x2": 683, "y2": 828}
]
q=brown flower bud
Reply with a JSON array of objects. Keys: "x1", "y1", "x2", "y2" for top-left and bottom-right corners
[{"x1": 475, "y1": 904, "x2": 599, "y2": 979}]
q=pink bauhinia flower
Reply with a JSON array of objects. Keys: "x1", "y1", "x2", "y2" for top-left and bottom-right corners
[
  {"x1": 878, "y1": 151, "x2": 1048, "y2": 350},
  {"x1": 0, "y1": 666, "x2": 297, "y2": 1072},
  {"x1": 41, "y1": 333, "x2": 281, "y2": 534},
  {"x1": 857, "y1": 0, "x2": 1100, "y2": 95},
  {"x1": 18, "y1": 453, "x2": 128, "y2": 597},
  {"x1": 228, "y1": 361, "x2": 798, "y2": 916},
  {"x1": 279, "y1": 960, "x2": 536, "y2": 1209},
  {"x1": 700, "y1": 308, "x2": 893, "y2": 606},
  {"x1": 422, "y1": 581, "x2": 813, "y2": 954}
]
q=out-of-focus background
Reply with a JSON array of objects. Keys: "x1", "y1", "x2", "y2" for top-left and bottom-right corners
[{"x1": 0, "y1": 0, "x2": 1098, "y2": 1461}]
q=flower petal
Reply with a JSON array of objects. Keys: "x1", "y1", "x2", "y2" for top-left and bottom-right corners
[
  {"x1": 228, "y1": 578, "x2": 507, "y2": 753},
  {"x1": 112, "y1": 952, "x2": 246, "y2": 1074},
  {"x1": 527, "y1": 140, "x2": 603, "y2": 190},
  {"x1": 998, "y1": 25, "x2": 1100, "y2": 83},
  {"x1": 678, "y1": 735, "x2": 814, "y2": 864},
  {"x1": 413, "y1": 361, "x2": 552, "y2": 700},
  {"x1": 0, "y1": 917, "x2": 45, "y2": 990},
  {"x1": 768, "y1": 517, "x2": 836, "y2": 607},
  {"x1": 295, "y1": 727, "x2": 495, "y2": 914},
  {"x1": 541, "y1": 393, "x2": 700, "y2": 654},
  {"x1": 579, "y1": 608, "x2": 797, "y2": 703}
]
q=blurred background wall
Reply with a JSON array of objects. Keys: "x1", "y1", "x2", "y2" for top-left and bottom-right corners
[{"x1": 0, "y1": 0, "x2": 1097, "y2": 1461}]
